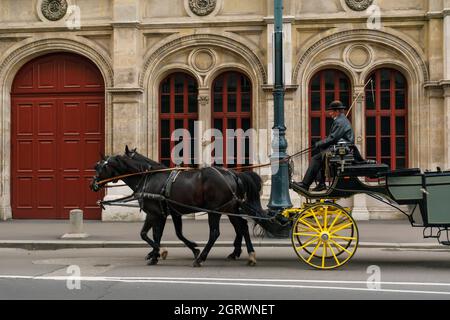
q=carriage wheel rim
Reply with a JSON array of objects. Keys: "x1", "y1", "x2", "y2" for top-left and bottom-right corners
[
  {"x1": 293, "y1": 206, "x2": 355, "y2": 259},
  {"x1": 291, "y1": 203, "x2": 359, "y2": 270}
]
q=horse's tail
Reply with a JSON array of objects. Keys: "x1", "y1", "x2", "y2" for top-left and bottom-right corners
[
  {"x1": 237, "y1": 171, "x2": 291, "y2": 239},
  {"x1": 236, "y1": 171, "x2": 264, "y2": 216}
]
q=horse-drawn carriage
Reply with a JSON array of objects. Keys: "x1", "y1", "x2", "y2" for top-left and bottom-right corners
[
  {"x1": 91, "y1": 145, "x2": 450, "y2": 270},
  {"x1": 286, "y1": 141, "x2": 450, "y2": 269}
]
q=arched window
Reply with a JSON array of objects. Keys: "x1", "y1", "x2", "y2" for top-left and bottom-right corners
[
  {"x1": 212, "y1": 71, "x2": 252, "y2": 168},
  {"x1": 365, "y1": 68, "x2": 408, "y2": 169},
  {"x1": 309, "y1": 69, "x2": 351, "y2": 150},
  {"x1": 159, "y1": 72, "x2": 198, "y2": 167}
]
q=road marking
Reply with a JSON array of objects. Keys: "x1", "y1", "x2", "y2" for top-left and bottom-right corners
[{"x1": 1, "y1": 275, "x2": 450, "y2": 296}]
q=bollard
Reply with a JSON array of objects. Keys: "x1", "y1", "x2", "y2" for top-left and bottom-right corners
[
  {"x1": 61, "y1": 209, "x2": 89, "y2": 239},
  {"x1": 70, "y1": 209, "x2": 84, "y2": 234}
]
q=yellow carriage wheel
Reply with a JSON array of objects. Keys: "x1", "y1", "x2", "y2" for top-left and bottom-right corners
[{"x1": 291, "y1": 203, "x2": 359, "y2": 270}]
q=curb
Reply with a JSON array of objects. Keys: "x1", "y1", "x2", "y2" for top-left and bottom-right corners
[{"x1": 0, "y1": 240, "x2": 448, "y2": 251}]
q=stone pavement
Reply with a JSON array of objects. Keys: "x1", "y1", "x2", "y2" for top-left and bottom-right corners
[{"x1": 0, "y1": 218, "x2": 448, "y2": 250}]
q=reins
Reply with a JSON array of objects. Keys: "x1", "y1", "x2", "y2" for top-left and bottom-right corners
[
  {"x1": 95, "y1": 167, "x2": 192, "y2": 187},
  {"x1": 94, "y1": 146, "x2": 313, "y2": 189}
]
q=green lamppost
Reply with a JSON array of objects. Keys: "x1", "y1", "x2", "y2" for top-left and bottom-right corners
[{"x1": 268, "y1": 0, "x2": 292, "y2": 213}]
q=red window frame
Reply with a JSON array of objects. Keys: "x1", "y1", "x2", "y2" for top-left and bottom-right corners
[
  {"x1": 309, "y1": 69, "x2": 352, "y2": 156},
  {"x1": 159, "y1": 72, "x2": 198, "y2": 167},
  {"x1": 365, "y1": 68, "x2": 408, "y2": 169},
  {"x1": 212, "y1": 71, "x2": 252, "y2": 169}
]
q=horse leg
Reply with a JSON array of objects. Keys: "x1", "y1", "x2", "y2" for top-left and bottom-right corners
[
  {"x1": 172, "y1": 213, "x2": 200, "y2": 259},
  {"x1": 148, "y1": 216, "x2": 166, "y2": 265},
  {"x1": 193, "y1": 213, "x2": 221, "y2": 267},
  {"x1": 239, "y1": 217, "x2": 257, "y2": 266},
  {"x1": 140, "y1": 214, "x2": 158, "y2": 261},
  {"x1": 227, "y1": 216, "x2": 243, "y2": 260}
]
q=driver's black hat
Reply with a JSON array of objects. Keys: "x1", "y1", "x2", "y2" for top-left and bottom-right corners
[{"x1": 327, "y1": 100, "x2": 347, "y2": 110}]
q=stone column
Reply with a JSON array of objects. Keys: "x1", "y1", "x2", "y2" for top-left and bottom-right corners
[
  {"x1": 444, "y1": 6, "x2": 450, "y2": 169},
  {"x1": 445, "y1": 85, "x2": 450, "y2": 170},
  {"x1": 351, "y1": 86, "x2": 370, "y2": 220},
  {"x1": 444, "y1": 7, "x2": 450, "y2": 80},
  {"x1": 265, "y1": 17, "x2": 294, "y2": 85},
  {"x1": 102, "y1": 0, "x2": 145, "y2": 221},
  {"x1": 197, "y1": 88, "x2": 211, "y2": 167}
]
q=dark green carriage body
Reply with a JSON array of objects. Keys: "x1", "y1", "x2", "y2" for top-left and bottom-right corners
[{"x1": 386, "y1": 171, "x2": 450, "y2": 227}]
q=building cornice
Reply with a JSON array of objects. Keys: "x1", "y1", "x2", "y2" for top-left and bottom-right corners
[
  {"x1": 263, "y1": 16, "x2": 296, "y2": 24},
  {"x1": 111, "y1": 21, "x2": 140, "y2": 28},
  {"x1": 424, "y1": 80, "x2": 450, "y2": 90},
  {"x1": 261, "y1": 84, "x2": 299, "y2": 93},
  {"x1": 106, "y1": 87, "x2": 144, "y2": 94}
]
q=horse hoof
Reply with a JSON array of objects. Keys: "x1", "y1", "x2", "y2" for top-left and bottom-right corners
[
  {"x1": 147, "y1": 259, "x2": 159, "y2": 266},
  {"x1": 247, "y1": 252, "x2": 257, "y2": 266},
  {"x1": 193, "y1": 260, "x2": 202, "y2": 268},
  {"x1": 193, "y1": 249, "x2": 201, "y2": 259},
  {"x1": 227, "y1": 253, "x2": 240, "y2": 260},
  {"x1": 227, "y1": 254, "x2": 237, "y2": 260},
  {"x1": 160, "y1": 249, "x2": 168, "y2": 260},
  {"x1": 247, "y1": 259, "x2": 257, "y2": 267}
]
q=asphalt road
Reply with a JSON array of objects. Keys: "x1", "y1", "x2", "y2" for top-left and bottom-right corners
[{"x1": 1, "y1": 246, "x2": 450, "y2": 301}]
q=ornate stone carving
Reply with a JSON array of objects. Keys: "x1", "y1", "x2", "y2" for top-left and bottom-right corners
[
  {"x1": 190, "y1": 48, "x2": 216, "y2": 73},
  {"x1": 140, "y1": 34, "x2": 267, "y2": 87},
  {"x1": 345, "y1": 44, "x2": 372, "y2": 70},
  {"x1": 198, "y1": 96, "x2": 209, "y2": 106},
  {"x1": 345, "y1": 0, "x2": 373, "y2": 11},
  {"x1": 293, "y1": 29, "x2": 429, "y2": 83},
  {"x1": 41, "y1": 0, "x2": 68, "y2": 21},
  {"x1": 189, "y1": 0, "x2": 216, "y2": 16}
]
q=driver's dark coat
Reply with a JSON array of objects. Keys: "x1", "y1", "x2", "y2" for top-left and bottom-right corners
[{"x1": 315, "y1": 113, "x2": 354, "y2": 149}]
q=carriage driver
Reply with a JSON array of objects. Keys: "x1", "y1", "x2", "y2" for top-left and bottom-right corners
[{"x1": 296, "y1": 100, "x2": 364, "y2": 192}]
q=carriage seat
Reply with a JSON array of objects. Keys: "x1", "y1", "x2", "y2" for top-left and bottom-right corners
[
  {"x1": 327, "y1": 141, "x2": 389, "y2": 178},
  {"x1": 337, "y1": 163, "x2": 389, "y2": 178}
]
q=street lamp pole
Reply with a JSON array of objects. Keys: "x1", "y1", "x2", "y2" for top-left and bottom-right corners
[{"x1": 268, "y1": 0, "x2": 292, "y2": 212}]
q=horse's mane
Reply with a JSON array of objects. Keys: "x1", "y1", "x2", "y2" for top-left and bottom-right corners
[{"x1": 128, "y1": 150, "x2": 167, "y2": 169}]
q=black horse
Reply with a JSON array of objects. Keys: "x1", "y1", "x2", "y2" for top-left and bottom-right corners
[
  {"x1": 122, "y1": 147, "x2": 252, "y2": 263},
  {"x1": 90, "y1": 147, "x2": 268, "y2": 267}
]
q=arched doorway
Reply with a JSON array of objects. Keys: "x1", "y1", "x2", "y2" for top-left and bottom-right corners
[{"x1": 11, "y1": 53, "x2": 105, "y2": 219}]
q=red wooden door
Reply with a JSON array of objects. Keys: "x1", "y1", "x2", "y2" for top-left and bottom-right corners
[{"x1": 11, "y1": 53, "x2": 105, "y2": 219}]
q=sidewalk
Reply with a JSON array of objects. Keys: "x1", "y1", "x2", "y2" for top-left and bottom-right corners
[{"x1": 0, "y1": 218, "x2": 448, "y2": 250}]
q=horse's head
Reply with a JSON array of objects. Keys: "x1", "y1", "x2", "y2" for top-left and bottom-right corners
[
  {"x1": 90, "y1": 154, "x2": 126, "y2": 192},
  {"x1": 124, "y1": 145, "x2": 167, "y2": 169}
]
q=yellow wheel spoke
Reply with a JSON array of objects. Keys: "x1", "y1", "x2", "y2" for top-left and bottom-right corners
[
  {"x1": 330, "y1": 235, "x2": 356, "y2": 241},
  {"x1": 328, "y1": 211, "x2": 342, "y2": 231},
  {"x1": 330, "y1": 222, "x2": 354, "y2": 234},
  {"x1": 323, "y1": 206, "x2": 328, "y2": 231},
  {"x1": 330, "y1": 239, "x2": 352, "y2": 255},
  {"x1": 296, "y1": 237, "x2": 319, "y2": 250},
  {"x1": 312, "y1": 211, "x2": 323, "y2": 232},
  {"x1": 298, "y1": 219, "x2": 321, "y2": 234},
  {"x1": 327, "y1": 243, "x2": 341, "y2": 266},
  {"x1": 293, "y1": 232, "x2": 320, "y2": 237},
  {"x1": 321, "y1": 243, "x2": 327, "y2": 268},
  {"x1": 307, "y1": 242, "x2": 322, "y2": 263}
]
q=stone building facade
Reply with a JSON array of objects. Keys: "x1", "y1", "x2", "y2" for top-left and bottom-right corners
[{"x1": 0, "y1": 0, "x2": 449, "y2": 221}]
